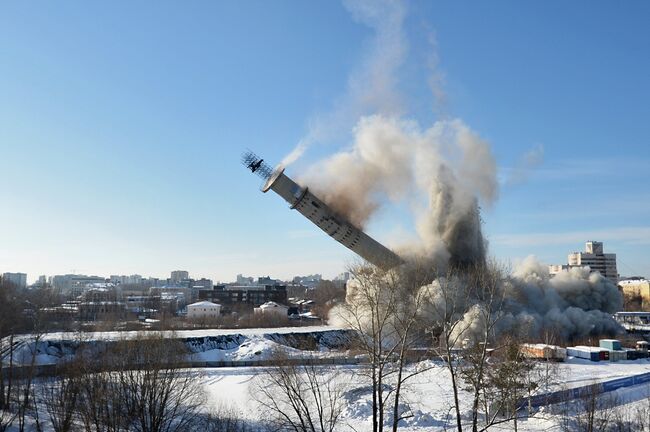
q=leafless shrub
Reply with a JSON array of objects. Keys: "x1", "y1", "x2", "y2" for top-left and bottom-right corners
[
  {"x1": 253, "y1": 353, "x2": 345, "y2": 432},
  {"x1": 610, "y1": 403, "x2": 641, "y2": 432},
  {"x1": 76, "y1": 333, "x2": 206, "y2": 432},
  {"x1": 556, "y1": 383, "x2": 620, "y2": 432},
  {"x1": 39, "y1": 362, "x2": 83, "y2": 432},
  {"x1": 199, "y1": 404, "x2": 253, "y2": 432},
  {"x1": 329, "y1": 259, "x2": 440, "y2": 432},
  {"x1": 629, "y1": 394, "x2": 650, "y2": 431},
  {"x1": 482, "y1": 335, "x2": 537, "y2": 431}
]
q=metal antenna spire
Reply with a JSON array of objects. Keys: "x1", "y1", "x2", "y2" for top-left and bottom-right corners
[{"x1": 242, "y1": 150, "x2": 274, "y2": 180}]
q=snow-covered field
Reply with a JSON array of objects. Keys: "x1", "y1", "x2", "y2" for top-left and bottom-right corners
[
  {"x1": 559, "y1": 358, "x2": 650, "y2": 387},
  {"x1": 201, "y1": 357, "x2": 650, "y2": 431},
  {"x1": 7, "y1": 327, "x2": 650, "y2": 430}
]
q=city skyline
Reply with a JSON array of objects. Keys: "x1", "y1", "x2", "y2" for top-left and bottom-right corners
[
  {"x1": 2, "y1": 266, "x2": 332, "y2": 284},
  {"x1": 0, "y1": 238, "x2": 640, "y2": 286},
  {"x1": 2, "y1": 1, "x2": 649, "y2": 282}
]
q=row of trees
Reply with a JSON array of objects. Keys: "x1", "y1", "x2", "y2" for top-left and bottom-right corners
[
  {"x1": 0, "y1": 280, "x2": 63, "y2": 336},
  {"x1": 253, "y1": 259, "x2": 559, "y2": 432},
  {"x1": 336, "y1": 259, "x2": 543, "y2": 432},
  {"x1": 0, "y1": 332, "x2": 251, "y2": 432}
]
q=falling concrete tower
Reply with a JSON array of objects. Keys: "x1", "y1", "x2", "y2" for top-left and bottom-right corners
[{"x1": 242, "y1": 151, "x2": 403, "y2": 270}]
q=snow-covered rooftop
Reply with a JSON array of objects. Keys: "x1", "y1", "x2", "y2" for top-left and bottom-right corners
[
  {"x1": 619, "y1": 279, "x2": 649, "y2": 286},
  {"x1": 259, "y1": 301, "x2": 287, "y2": 309},
  {"x1": 187, "y1": 300, "x2": 221, "y2": 308}
]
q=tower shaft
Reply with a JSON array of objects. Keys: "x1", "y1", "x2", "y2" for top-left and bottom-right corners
[{"x1": 261, "y1": 167, "x2": 403, "y2": 270}]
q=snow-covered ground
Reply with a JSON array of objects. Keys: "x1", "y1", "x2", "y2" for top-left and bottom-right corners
[
  {"x1": 2, "y1": 326, "x2": 356, "y2": 365},
  {"x1": 9, "y1": 325, "x2": 341, "y2": 343},
  {"x1": 186, "y1": 331, "x2": 352, "y2": 362},
  {"x1": 200, "y1": 357, "x2": 650, "y2": 431},
  {"x1": 7, "y1": 326, "x2": 650, "y2": 430}
]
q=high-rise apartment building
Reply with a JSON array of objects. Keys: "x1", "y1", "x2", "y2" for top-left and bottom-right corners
[
  {"x1": 236, "y1": 274, "x2": 254, "y2": 285},
  {"x1": 170, "y1": 270, "x2": 189, "y2": 283},
  {"x1": 1, "y1": 272, "x2": 27, "y2": 289},
  {"x1": 549, "y1": 241, "x2": 618, "y2": 284}
]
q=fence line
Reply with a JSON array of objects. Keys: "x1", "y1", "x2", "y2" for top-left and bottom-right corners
[
  {"x1": 9, "y1": 355, "x2": 650, "y2": 406},
  {"x1": 522, "y1": 371, "x2": 650, "y2": 409}
]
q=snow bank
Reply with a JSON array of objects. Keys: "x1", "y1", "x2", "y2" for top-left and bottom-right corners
[{"x1": 2, "y1": 327, "x2": 358, "y2": 366}]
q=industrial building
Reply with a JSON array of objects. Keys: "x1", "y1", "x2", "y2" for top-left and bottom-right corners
[
  {"x1": 549, "y1": 241, "x2": 618, "y2": 284},
  {"x1": 50, "y1": 274, "x2": 107, "y2": 295},
  {"x1": 78, "y1": 301, "x2": 127, "y2": 321},
  {"x1": 199, "y1": 284, "x2": 288, "y2": 313}
]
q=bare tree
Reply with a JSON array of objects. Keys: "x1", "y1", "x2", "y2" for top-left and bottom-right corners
[
  {"x1": 0, "y1": 279, "x2": 25, "y2": 431},
  {"x1": 253, "y1": 354, "x2": 344, "y2": 432},
  {"x1": 76, "y1": 332, "x2": 206, "y2": 432},
  {"x1": 555, "y1": 382, "x2": 624, "y2": 432},
  {"x1": 482, "y1": 336, "x2": 537, "y2": 432},
  {"x1": 421, "y1": 260, "x2": 547, "y2": 432},
  {"x1": 16, "y1": 336, "x2": 40, "y2": 432},
  {"x1": 199, "y1": 404, "x2": 253, "y2": 432},
  {"x1": 331, "y1": 259, "x2": 436, "y2": 432},
  {"x1": 77, "y1": 367, "x2": 129, "y2": 432},
  {"x1": 115, "y1": 336, "x2": 205, "y2": 432},
  {"x1": 420, "y1": 265, "x2": 474, "y2": 432},
  {"x1": 0, "y1": 334, "x2": 20, "y2": 432},
  {"x1": 455, "y1": 261, "x2": 508, "y2": 432},
  {"x1": 0, "y1": 333, "x2": 46, "y2": 432},
  {"x1": 308, "y1": 280, "x2": 346, "y2": 320},
  {"x1": 40, "y1": 361, "x2": 83, "y2": 432},
  {"x1": 610, "y1": 401, "x2": 641, "y2": 432},
  {"x1": 570, "y1": 383, "x2": 613, "y2": 432}
]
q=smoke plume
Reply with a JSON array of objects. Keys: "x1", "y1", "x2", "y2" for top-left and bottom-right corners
[
  {"x1": 498, "y1": 256, "x2": 623, "y2": 340},
  {"x1": 331, "y1": 256, "x2": 623, "y2": 344},
  {"x1": 304, "y1": 0, "x2": 623, "y2": 343},
  {"x1": 281, "y1": 0, "x2": 407, "y2": 167},
  {"x1": 427, "y1": 257, "x2": 622, "y2": 343},
  {"x1": 300, "y1": 115, "x2": 498, "y2": 268}
]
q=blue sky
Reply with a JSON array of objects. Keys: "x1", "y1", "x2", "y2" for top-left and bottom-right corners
[{"x1": 1, "y1": 1, "x2": 649, "y2": 283}]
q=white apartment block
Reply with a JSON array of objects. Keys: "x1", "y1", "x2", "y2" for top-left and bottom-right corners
[{"x1": 187, "y1": 300, "x2": 221, "y2": 320}]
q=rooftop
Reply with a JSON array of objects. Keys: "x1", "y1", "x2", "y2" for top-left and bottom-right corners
[{"x1": 188, "y1": 300, "x2": 221, "y2": 308}]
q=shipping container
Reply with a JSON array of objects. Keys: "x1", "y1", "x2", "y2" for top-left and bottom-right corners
[
  {"x1": 520, "y1": 343, "x2": 567, "y2": 362},
  {"x1": 624, "y1": 348, "x2": 640, "y2": 360},
  {"x1": 608, "y1": 349, "x2": 627, "y2": 362},
  {"x1": 600, "y1": 339, "x2": 622, "y2": 351},
  {"x1": 567, "y1": 346, "x2": 604, "y2": 362}
]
